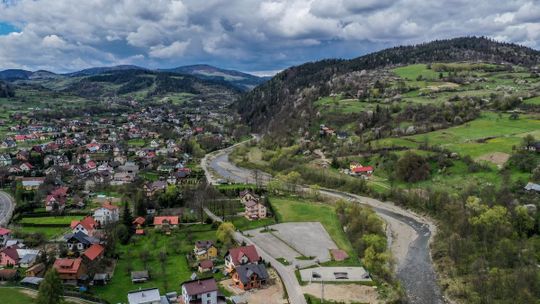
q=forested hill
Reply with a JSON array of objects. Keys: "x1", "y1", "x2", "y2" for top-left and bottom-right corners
[{"x1": 235, "y1": 37, "x2": 540, "y2": 136}]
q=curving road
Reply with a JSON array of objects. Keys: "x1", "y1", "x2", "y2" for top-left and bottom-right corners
[
  {"x1": 0, "y1": 190, "x2": 15, "y2": 227},
  {"x1": 202, "y1": 144, "x2": 446, "y2": 304}
]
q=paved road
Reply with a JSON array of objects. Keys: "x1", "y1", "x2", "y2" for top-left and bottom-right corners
[
  {"x1": 0, "y1": 190, "x2": 15, "y2": 226},
  {"x1": 201, "y1": 144, "x2": 445, "y2": 304}
]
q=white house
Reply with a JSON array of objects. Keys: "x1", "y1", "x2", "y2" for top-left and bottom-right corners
[
  {"x1": 181, "y1": 278, "x2": 218, "y2": 304},
  {"x1": 127, "y1": 288, "x2": 162, "y2": 304},
  {"x1": 93, "y1": 202, "x2": 119, "y2": 226}
]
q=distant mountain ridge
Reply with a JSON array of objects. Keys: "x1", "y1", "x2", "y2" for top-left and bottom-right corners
[{"x1": 0, "y1": 64, "x2": 267, "y2": 91}]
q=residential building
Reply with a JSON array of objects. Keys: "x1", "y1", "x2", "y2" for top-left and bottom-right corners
[
  {"x1": 127, "y1": 288, "x2": 162, "y2": 304},
  {"x1": 70, "y1": 216, "x2": 97, "y2": 237},
  {"x1": 193, "y1": 240, "x2": 218, "y2": 261},
  {"x1": 53, "y1": 258, "x2": 86, "y2": 283},
  {"x1": 232, "y1": 264, "x2": 269, "y2": 290},
  {"x1": 64, "y1": 231, "x2": 100, "y2": 253},
  {"x1": 181, "y1": 278, "x2": 218, "y2": 304},
  {"x1": 0, "y1": 227, "x2": 11, "y2": 245},
  {"x1": 0, "y1": 246, "x2": 19, "y2": 266},
  {"x1": 21, "y1": 177, "x2": 45, "y2": 190},
  {"x1": 224, "y1": 245, "x2": 260, "y2": 273},
  {"x1": 244, "y1": 200, "x2": 267, "y2": 221},
  {"x1": 83, "y1": 244, "x2": 105, "y2": 262},
  {"x1": 93, "y1": 202, "x2": 120, "y2": 226},
  {"x1": 153, "y1": 216, "x2": 179, "y2": 229}
]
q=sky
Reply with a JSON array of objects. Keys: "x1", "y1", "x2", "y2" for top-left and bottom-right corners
[{"x1": 0, "y1": 0, "x2": 540, "y2": 75}]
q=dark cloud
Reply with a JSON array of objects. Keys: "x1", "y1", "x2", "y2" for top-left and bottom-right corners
[{"x1": 0, "y1": 0, "x2": 538, "y2": 74}]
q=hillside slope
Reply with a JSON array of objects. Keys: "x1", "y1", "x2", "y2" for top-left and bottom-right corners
[{"x1": 236, "y1": 37, "x2": 540, "y2": 136}]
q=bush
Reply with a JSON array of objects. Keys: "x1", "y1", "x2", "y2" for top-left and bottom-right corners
[{"x1": 394, "y1": 152, "x2": 430, "y2": 182}]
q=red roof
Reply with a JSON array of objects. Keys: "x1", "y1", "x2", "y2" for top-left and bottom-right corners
[
  {"x1": 227, "y1": 245, "x2": 260, "y2": 265},
  {"x1": 133, "y1": 217, "x2": 146, "y2": 225},
  {"x1": 53, "y1": 258, "x2": 82, "y2": 274},
  {"x1": 0, "y1": 246, "x2": 19, "y2": 261},
  {"x1": 352, "y1": 166, "x2": 373, "y2": 173},
  {"x1": 199, "y1": 259, "x2": 214, "y2": 269},
  {"x1": 135, "y1": 229, "x2": 145, "y2": 235},
  {"x1": 101, "y1": 201, "x2": 118, "y2": 211},
  {"x1": 83, "y1": 244, "x2": 104, "y2": 261},
  {"x1": 183, "y1": 278, "x2": 218, "y2": 296},
  {"x1": 0, "y1": 227, "x2": 11, "y2": 236},
  {"x1": 70, "y1": 216, "x2": 97, "y2": 231},
  {"x1": 153, "y1": 216, "x2": 179, "y2": 225},
  {"x1": 51, "y1": 187, "x2": 68, "y2": 197}
]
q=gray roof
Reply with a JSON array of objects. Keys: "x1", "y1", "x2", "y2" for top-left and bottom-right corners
[
  {"x1": 131, "y1": 270, "x2": 149, "y2": 280},
  {"x1": 234, "y1": 263, "x2": 269, "y2": 285},
  {"x1": 20, "y1": 276, "x2": 44, "y2": 285},
  {"x1": 127, "y1": 288, "x2": 161, "y2": 304}
]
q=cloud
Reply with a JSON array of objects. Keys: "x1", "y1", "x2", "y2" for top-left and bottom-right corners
[
  {"x1": 0, "y1": 0, "x2": 538, "y2": 72},
  {"x1": 149, "y1": 40, "x2": 191, "y2": 58}
]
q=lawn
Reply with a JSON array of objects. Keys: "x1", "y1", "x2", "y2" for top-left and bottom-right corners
[
  {"x1": 15, "y1": 226, "x2": 69, "y2": 238},
  {"x1": 93, "y1": 225, "x2": 219, "y2": 303},
  {"x1": 269, "y1": 196, "x2": 356, "y2": 258},
  {"x1": 18, "y1": 215, "x2": 83, "y2": 225},
  {"x1": 127, "y1": 139, "x2": 146, "y2": 147},
  {"x1": 0, "y1": 288, "x2": 35, "y2": 304},
  {"x1": 232, "y1": 216, "x2": 276, "y2": 231}
]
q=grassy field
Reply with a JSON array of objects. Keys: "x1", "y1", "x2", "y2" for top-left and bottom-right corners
[
  {"x1": 269, "y1": 196, "x2": 356, "y2": 258},
  {"x1": 374, "y1": 112, "x2": 540, "y2": 158},
  {"x1": 0, "y1": 288, "x2": 36, "y2": 304},
  {"x1": 18, "y1": 215, "x2": 82, "y2": 225},
  {"x1": 93, "y1": 224, "x2": 219, "y2": 303},
  {"x1": 232, "y1": 216, "x2": 276, "y2": 231},
  {"x1": 127, "y1": 139, "x2": 146, "y2": 147},
  {"x1": 15, "y1": 226, "x2": 69, "y2": 238}
]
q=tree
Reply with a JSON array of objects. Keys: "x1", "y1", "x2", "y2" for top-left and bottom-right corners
[
  {"x1": 521, "y1": 134, "x2": 536, "y2": 148},
  {"x1": 37, "y1": 269, "x2": 64, "y2": 304},
  {"x1": 216, "y1": 222, "x2": 236, "y2": 251},
  {"x1": 122, "y1": 202, "x2": 133, "y2": 229},
  {"x1": 394, "y1": 152, "x2": 430, "y2": 182}
]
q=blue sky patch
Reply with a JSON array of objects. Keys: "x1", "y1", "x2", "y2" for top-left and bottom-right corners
[{"x1": 0, "y1": 22, "x2": 18, "y2": 35}]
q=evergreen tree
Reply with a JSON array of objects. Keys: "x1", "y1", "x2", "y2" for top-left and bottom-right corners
[
  {"x1": 122, "y1": 201, "x2": 133, "y2": 230},
  {"x1": 37, "y1": 269, "x2": 63, "y2": 304}
]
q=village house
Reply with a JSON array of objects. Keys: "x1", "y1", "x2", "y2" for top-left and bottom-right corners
[
  {"x1": 232, "y1": 263, "x2": 269, "y2": 291},
  {"x1": 21, "y1": 177, "x2": 45, "y2": 191},
  {"x1": 0, "y1": 227, "x2": 11, "y2": 245},
  {"x1": 193, "y1": 240, "x2": 218, "y2": 261},
  {"x1": 350, "y1": 162, "x2": 374, "y2": 177},
  {"x1": 26, "y1": 263, "x2": 46, "y2": 277},
  {"x1": 239, "y1": 190, "x2": 259, "y2": 204},
  {"x1": 45, "y1": 186, "x2": 69, "y2": 212},
  {"x1": 64, "y1": 231, "x2": 100, "y2": 253},
  {"x1": 82, "y1": 244, "x2": 105, "y2": 263},
  {"x1": 0, "y1": 246, "x2": 19, "y2": 266},
  {"x1": 0, "y1": 154, "x2": 12, "y2": 166},
  {"x1": 70, "y1": 216, "x2": 98, "y2": 237},
  {"x1": 153, "y1": 216, "x2": 179, "y2": 230},
  {"x1": 53, "y1": 258, "x2": 87, "y2": 284},
  {"x1": 93, "y1": 202, "x2": 120, "y2": 226},
  {"x1": 144, "y1": 180, "x2": 167, "y2": 196},
  {"x1": 244, "y1": 200, "x2": 267, "y2": 221},
  {"x1": 181, "y1": 278, "x2": 218, "y2": 304},
  {"x1": 127, "y1": 288, "x2": 162, "y2": 304},
  {"x1": 224, "y1": 245, "x2": 261, "y2": 273},
  {"x1": 198, "y1": 260, "x2": 214, "y2": 273}
]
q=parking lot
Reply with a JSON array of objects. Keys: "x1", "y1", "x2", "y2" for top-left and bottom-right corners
[{"x1": 245, "y1": 222, "x2": 337, "y2": 268}]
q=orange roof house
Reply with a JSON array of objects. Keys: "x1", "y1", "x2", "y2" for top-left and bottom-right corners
[
  {"x1": 83, "y1": 244, "x2": 104, "y2": 262},
  {"x1": 53, "y1": 258, "x2": 86, "y2": 282},
  {"x1": 153, "y1": 216, "x2": 179, "y2": 227}
]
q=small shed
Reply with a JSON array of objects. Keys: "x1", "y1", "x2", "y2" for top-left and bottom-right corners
[{"x1": 131, "y1": 270, "x2": 149, "y2": 283}]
